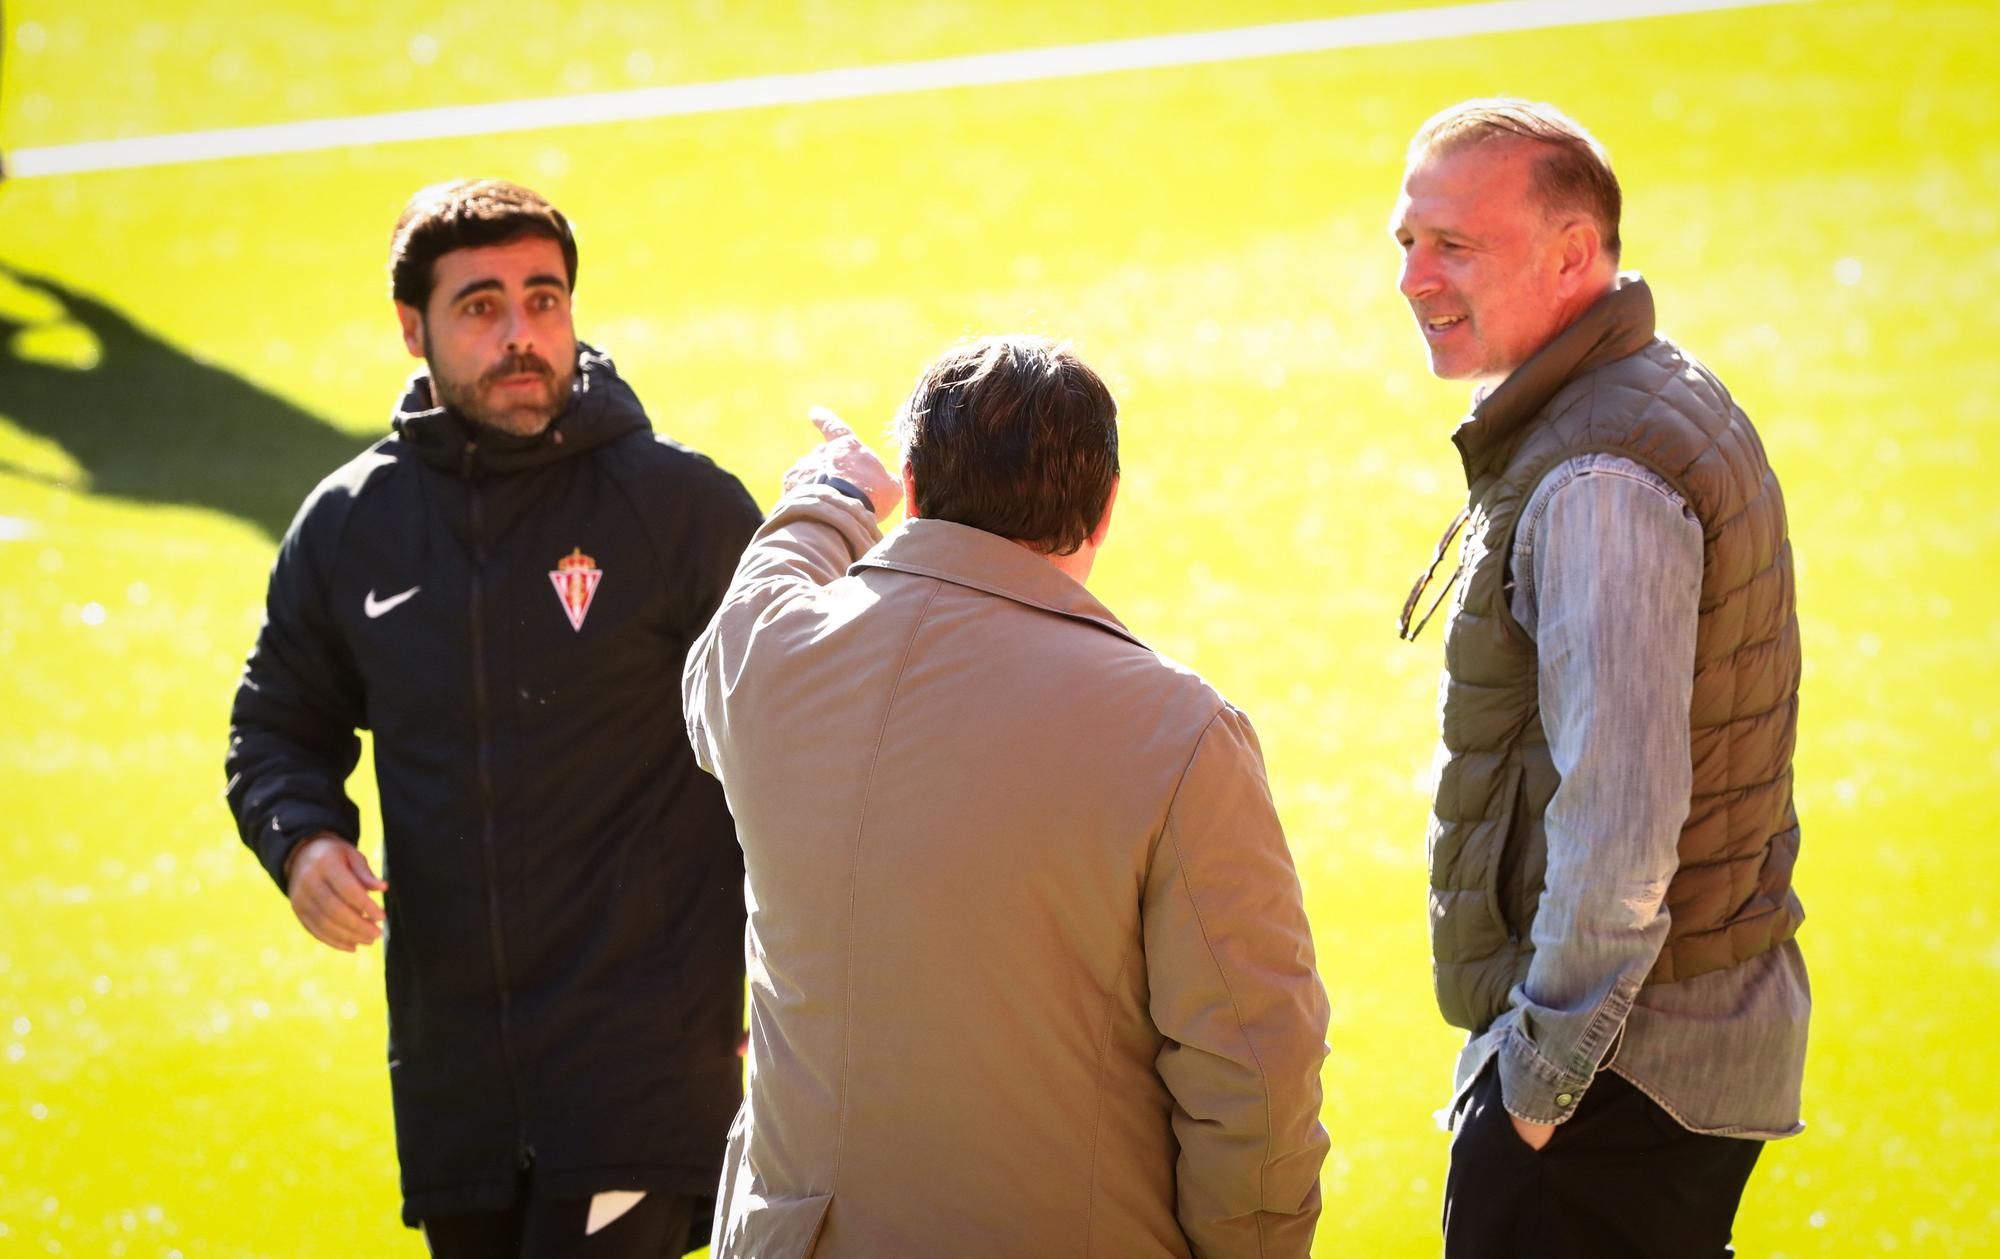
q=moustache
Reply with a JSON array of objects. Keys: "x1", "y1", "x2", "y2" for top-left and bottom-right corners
[{"x1": 480, "y1": 352, "x2": 556, "y2": 389}]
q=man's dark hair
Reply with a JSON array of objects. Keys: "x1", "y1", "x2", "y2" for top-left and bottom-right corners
[
  {"x1": 895, "y1": 336, "x2": 1119, "y2": 556},
  {"x1": 389, "y1": 178, "x2": 578, "y2": 310},
  {"x1": 1411, "y1": 98, "x2": 1623, "y2": 262}
]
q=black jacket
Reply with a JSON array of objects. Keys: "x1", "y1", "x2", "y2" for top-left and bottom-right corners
[{"x1": 226, "y1": 348, "x2": 760, "y2": 1225}]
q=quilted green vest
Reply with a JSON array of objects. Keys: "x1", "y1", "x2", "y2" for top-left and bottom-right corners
[{"x1": 1425, "y1": 276, "x2": 1804, "y2": 1034}]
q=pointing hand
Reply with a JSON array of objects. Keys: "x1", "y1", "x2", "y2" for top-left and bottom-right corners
[{"x1": 780, "y1": 406, "x2": 903, "y2": 523}]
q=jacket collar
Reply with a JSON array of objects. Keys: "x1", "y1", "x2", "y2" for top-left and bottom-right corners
[
  {"x1": 390, "y1": 343, "x2": 648, "y2": 477},
  {"x1": 852, "y1": 518, "x2": 1143, "y2": 648},
  {"x1": 1450, "y1": 273, "x2": 1656, "y2": 484}
]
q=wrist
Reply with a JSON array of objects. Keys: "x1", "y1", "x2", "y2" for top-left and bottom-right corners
[
  {"x1": 282, "y1": 832, "x2": 342, "y2": 886},
  {"x1": 1498, "y1": 1029, "x2": 1589, "y2": 1125},
  {"x1": 812, "y1": 474, "x2": 874, "y2": 515}
]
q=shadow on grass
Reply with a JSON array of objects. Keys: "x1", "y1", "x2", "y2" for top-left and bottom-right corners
[{"x1": 0, "y1": 262, "x2": 371, "y2": 541}]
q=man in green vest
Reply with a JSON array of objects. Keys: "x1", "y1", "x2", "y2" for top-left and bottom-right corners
[{"x1": 1390, "y1": 98, "x2": 1810, "y2": 1257}]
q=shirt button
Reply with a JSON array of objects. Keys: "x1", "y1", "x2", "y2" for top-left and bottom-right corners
[{"x1": 1556, "y1": 1093, "x2": 1575, "y2": 1107}]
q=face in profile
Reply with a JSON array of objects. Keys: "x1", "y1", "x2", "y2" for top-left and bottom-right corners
[
  {"x1": 1390, "y1": 140, "x2": 1574, "y2": 388},
  {"x1": 399, "y1": 234, "x2": 579, "y2": 435}
]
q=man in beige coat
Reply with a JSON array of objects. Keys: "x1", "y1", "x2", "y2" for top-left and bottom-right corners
[{"x1": 682, "y1": 336, "x2": 1330, "y2": 1258}]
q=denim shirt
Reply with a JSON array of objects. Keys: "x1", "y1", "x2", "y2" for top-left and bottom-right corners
[{"x1": 1450, "y1": 452, "x2": 1810, "y2": 1139}]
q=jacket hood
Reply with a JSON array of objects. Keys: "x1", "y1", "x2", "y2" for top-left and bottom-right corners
[{"x1": 391, "y1": 343, "x2": 649, "y2": 476}]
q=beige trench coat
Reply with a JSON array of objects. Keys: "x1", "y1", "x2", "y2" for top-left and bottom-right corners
[{"x1": 683, "y1": 487, "x2": 1330, "y2": 1258}]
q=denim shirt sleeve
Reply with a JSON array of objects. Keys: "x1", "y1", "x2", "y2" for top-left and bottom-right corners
[{"x1": 1491, "y1": 454, "x2": 1703, "y2": 1125}]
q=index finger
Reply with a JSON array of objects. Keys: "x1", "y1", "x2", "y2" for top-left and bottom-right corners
[{"x1": 809, "y1": 405, "x2": 855, "y2": 442}]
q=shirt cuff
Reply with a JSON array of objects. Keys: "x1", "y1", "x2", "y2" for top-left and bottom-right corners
[{"x1": 1497, "y1": 1021, "x2": 1597, "y2": 1125}]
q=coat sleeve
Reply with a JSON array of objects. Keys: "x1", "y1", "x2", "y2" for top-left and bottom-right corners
[
  {"x1": 223, "y1": 490, "x2": 367, "y2": 889},
  {"x1": 681, "y1": 485, "x2": 880, "y2": 776},
  {"x1": 1144, "y1": 704, "x2": 1330, "y2": 1259}
]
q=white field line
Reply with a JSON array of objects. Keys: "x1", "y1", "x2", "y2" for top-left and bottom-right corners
[{"x1": 10, "y1": 0, "x2": 1804, "y2": 179}]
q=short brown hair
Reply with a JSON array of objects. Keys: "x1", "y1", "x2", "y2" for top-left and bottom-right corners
[
  {"x1": 389, "y1": 179, "x2": 578, "y2": 310},
  {"x1": 895, "y1": 336, "x2": 1119, "y2": 556},
  {"x1": 1410, "y1": 98, "x2": 1622, "y2": 260}
]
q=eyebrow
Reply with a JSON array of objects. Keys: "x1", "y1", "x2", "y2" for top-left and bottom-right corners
[
  {"x1": 447, "y1": 274, "x2": 570, "y2": 305},
  {"x1": 448, "y1": 278, "x2": 503, "y2": 305}
]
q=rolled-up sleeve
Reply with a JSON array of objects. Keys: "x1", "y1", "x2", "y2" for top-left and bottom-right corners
[{"x1": 1144, "y1": 704, "x2": 1330, "y2": 1259}]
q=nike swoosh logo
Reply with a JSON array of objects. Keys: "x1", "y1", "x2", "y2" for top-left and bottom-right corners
[{"x1": 364, "y1": 586, "x2": 420, "y2": 618}]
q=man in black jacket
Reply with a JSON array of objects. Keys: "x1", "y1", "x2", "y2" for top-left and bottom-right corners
[{"x1": 225, "y1": 179, "x2": 761, "y2": 1256}]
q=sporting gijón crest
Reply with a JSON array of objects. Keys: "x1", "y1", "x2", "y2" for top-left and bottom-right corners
[{"x1": 549, "y1": 547, "x2": 604, "y2": 631}]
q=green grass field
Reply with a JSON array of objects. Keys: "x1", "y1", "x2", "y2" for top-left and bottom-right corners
[{"x1": 3, "y1": 1, "x2": 1996, "y2": 1254}]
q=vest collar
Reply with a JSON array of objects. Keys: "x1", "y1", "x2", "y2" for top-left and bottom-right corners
[
  {"x1": 1450, "y1": 273, "x2": 1656, "y2": 484},
  {"x1": 852, "y1": 517, "x2": 1143, "y2": 647}
]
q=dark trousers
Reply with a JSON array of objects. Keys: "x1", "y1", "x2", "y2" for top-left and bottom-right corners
[
  {"x1": 1444, "y1": 1064, "x2": 1764, "y2": 1258},
  {"x1": 422, "y1": 1168, "x2": 698, "y2": 1259}
]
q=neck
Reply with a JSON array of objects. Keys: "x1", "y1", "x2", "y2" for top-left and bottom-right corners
[
  {"x1": 1477, "y1": 269, "x2": 1623, "y2": 392},
  {"x1": 1565, "y1": 269, "x2": 1620, "y2": 324},
  {"x1": 1017, "y1": 539, "x2": 1095, "y2": 586}
]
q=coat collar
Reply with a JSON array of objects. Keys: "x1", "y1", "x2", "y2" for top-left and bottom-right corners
[
  {"x1": 1450, "y1": 273, "x2": 1657, "y2": 484},
  {"x1": 852, "y1": 518, "x2": 1143, "y2": 648}
]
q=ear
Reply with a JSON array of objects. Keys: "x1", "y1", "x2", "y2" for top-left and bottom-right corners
[
  {"x1": 1552, "y1": 218, "x2": 1603, "y2": 297},
  {"x1": 396, "y1": 302, "x2": 426, "y2": 359},
  {"x1": 1087, "y1": 477, "x2": 1120, "y2": 549},
  {"x1": 901, "y1": 464, "x2": 920, "y2": 520}
]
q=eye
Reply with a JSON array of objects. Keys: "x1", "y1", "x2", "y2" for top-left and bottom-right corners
[{"x1": 463, "y1": 297, "x2": 492, "y2": 317}]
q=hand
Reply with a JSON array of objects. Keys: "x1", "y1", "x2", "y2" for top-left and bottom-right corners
[
  {"x1": 779, "y1": 406, "x2": 903, "y2": 524},
  {"x1": 286, "y1": 833, "x2": 388, "y2": 952},
  {"x1": 1509, "y1": 1113, "x2": 1556, "y2": 1151}
]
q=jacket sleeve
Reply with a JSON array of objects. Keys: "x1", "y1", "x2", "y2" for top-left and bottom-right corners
[
  {"x1": 1144, "y1": 704, "x2": 1331, "y2": 1259},
  {"x1": 223, "y1": 491, "x2": 367, "y2": 890},
  {"x1": 682, "y1": 485, "x2": 880, "y2": 776}
]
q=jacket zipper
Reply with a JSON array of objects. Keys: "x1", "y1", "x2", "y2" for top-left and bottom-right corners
[{"x1": 465, "y1": 446, "x2": 532, "y2": 1170}]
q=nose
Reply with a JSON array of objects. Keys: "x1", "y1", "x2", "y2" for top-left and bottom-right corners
[
  {"x1": 1400, "y1": 247, "x2": 1440, "y2": 302},
  {"x1": 499, "y1": 301, "x2": 535, "y2": 353}
]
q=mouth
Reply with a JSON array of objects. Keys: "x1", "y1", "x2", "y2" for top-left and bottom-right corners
[{"x1": 1421, "y1": 314, "x2": 1466, "y2": 337}]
